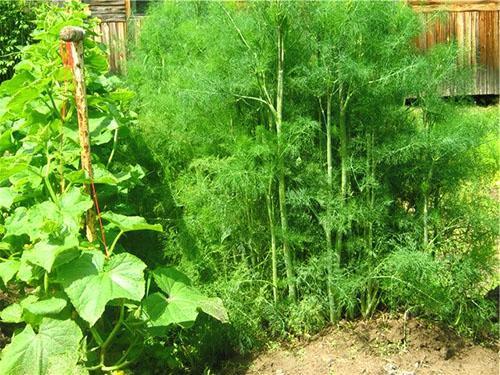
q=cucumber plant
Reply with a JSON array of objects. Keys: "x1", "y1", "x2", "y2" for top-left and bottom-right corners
[{"x1": 0, "y1": 3, "x2": 227, "y2": 374}]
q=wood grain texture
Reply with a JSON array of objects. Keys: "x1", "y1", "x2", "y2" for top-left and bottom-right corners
[
  {"x1": 409, "y1": 0, "x2": 500, "y2": 12},
  {"x1": 89, "y1": 0, "x2": 126, "y2": 22},
  {"x1": 414, "y1": 8, "x2": 499, "y2": 95},
  {"x1": 94, "y1": 20, "x2": 127, "y2": 73},
  {"x1": 60, "y1": 36, "x2": 97, "y2": 242}
]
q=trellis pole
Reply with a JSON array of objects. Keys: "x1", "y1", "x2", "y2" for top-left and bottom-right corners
[{"x1": 60, "y1": 26, "x2": 97, "y2": 243}]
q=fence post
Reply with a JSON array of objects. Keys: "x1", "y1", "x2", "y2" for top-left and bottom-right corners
[{"x1": 60, "y1": 26, "x2": 97, "y2": 243}]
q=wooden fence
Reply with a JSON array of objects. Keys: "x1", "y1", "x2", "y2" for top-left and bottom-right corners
[
  {"x1": 88, "y1": 0, "x2": 129, "y2": 73},
  {"x1": 94, "y1": 21, "x2": 127, "y2": 73},
  {"x1": 90, "y1": 0, "x2": 499, "y2": 95},
  {"x1": 410, "y1": 0, "x2": 499, "y2": 95}
]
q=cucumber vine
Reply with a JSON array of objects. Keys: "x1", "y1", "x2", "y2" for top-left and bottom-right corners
[{"x1": 0, "y1": 3, "x2": 227, "y2": 374}]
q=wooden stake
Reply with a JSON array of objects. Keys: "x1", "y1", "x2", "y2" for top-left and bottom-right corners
[{"x1": 60, "y1": 26, "x2": 97, "y2": 242}]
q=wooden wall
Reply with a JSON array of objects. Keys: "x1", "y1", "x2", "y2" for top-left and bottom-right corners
[
  {"x1": 88, "y1": 0, "x2": 129, "y2": 73},
  {"x1": 88, "y1": 0, "x2": 128, "y2": 21},
  {"x1": 409, "y1": 0, "x2": 499, "y2": 95}
]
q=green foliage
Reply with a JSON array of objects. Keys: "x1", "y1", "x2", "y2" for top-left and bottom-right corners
[
  {"x1": 142, "y1": 266, "x2": 228, "y2": 329},
  {"x1": 0, "y1": 2, "x2": 227, "y2": 373},
  {"x1": 129, "y1": 1, "x2": 497, "y2": 360},
  {"x1": 59, "y1": 251, "x2": 147, "y2": 326},
  {"x1": 102, "y1": 211, "x2": 163, "y2": 233},
  {"x1": 288, "y1": 295, "x2": 325, "y2": 337},
  {"x1": 0, "y1": 0, "x2": 37, "y2": 83},
  {"x1": 0, "y1": 318, "x2": 83, "y2": 375}
]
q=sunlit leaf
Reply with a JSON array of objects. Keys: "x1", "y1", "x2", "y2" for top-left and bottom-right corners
[
  {"x1": 0, "y1": 259, "x2": 20, "y2": 284},
  {"x1": 23, "y1": 297, "x2": 67, "y2": 316},
  {"x1": 89, "y1": 116, "x2": 118, "y2": 145},
  {"x1": 24, "y1": 235, "x2": 79, "y2": 272},
  {"x1": 0, "y1": 303, "x2": 23, "y2": 323},
  {"x1": 7, "y1": 85, "x2": 41, "y2": 113},
  {"x1": 0, "y1": 188, "x2": 15, "y2": 209},
  {"x1": 0, "y1": 318, "x2": 83, "y2": 375},
  {"x1": 0, "y1": 295, "x2": 37, "y2": 323},
  {"x1": 152, "y1": 266, "x2": 191, "y2": 292},
  {"x1": 58, "y1": 251, "x2": 146, "y2": 326},
  {"x1": 142, "y1": 267, "x2": 228, "y2": 329},
  {"x1": 4, "y1": 204, "x2": 56, "y2": 241},
  {"x1": 0, "y1": 156, "x2": 29, "y2": 181}
]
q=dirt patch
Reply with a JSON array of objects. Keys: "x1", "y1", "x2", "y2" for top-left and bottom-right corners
[{"x1": 223, "y1": 314, "x2": 499, "y2": 375}]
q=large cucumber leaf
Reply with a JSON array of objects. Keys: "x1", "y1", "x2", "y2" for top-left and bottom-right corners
[
  {"x1": 4, "y1": 203, "x2": 56, "y2": 241},
  {"x1": 141, "y1": 267, "x2": 228, "y2": 329},
  {"x1": 17, "y1": 251, "x2": 43, "y2": 283},
  {"x1": 58, "y1": 251, "x2": 146, "y2": 326},
  {"x1": 0, "y1": 318, "x2": 83, "y2": 375},
  {"x1": 153, "y1": 267, "x2": 192, "y2": 291}
]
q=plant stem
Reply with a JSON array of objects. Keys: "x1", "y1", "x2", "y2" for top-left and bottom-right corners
[
  {"x1": 99, "y1": 301, "x2": 125, "y2": 367},
  {"x1": 336, "y1": 98, "x2": 348, "y2": 267},
  {"x1": 366, "y1": 129, "x2": 375, "y2": 253},
  {"x1": 325, "y1": 93, "x2": 335, "y2": 323},
  {"x1": 266, "y1": 180, "x2": 278, "y2": 303},
  {"x1": 43, "y1": 272, "x2": 49, "y2": 294},
  {"x1": 106, "y1": 128, "x2": 118, "y2": 168},
  {"x1": 423, "y1": 164, "x2": 434, "y2": 249},
  {"x1": 101, "y1": 360, "x2": 133, "y2": 372},
  {"x1": 275, "y1": 19, "x2": 295, "y2": 302},
  {"x1": 44, "y1": 177, "x2": 58, "y2": 204},
  {"x1": 108, "y1": 230, "x2": 124, "y2": 255},
  {"x1": 90, "y1": 326, "x2": 104, "y2": 346},
  {"x1": 43, "y1": 149, "x2": 59, "y2": 204},
  {"x1": 103, "y1": 339, "x2": 138, "y2": 370},
  {"x1": 102, "y1": 302, "x2": 125, "y2": 351}
]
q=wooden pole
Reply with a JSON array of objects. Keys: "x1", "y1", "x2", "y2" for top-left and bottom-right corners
[{"x1": 60, "y1": 26, "x2": 97, "y2": 242}]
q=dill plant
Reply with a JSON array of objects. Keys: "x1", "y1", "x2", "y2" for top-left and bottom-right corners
[{"x1": 128, "y1": 0, "x2": 498, "y2": 360}]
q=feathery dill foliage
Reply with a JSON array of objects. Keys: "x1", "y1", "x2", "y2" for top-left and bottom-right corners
[{"x1": 128, "y1": 0, "x2": 497, "y2": 365}]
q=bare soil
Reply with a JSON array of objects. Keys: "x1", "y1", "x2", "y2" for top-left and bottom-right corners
[{"x1": 223, "y1": 314, "x2": 499, "y2": 375}]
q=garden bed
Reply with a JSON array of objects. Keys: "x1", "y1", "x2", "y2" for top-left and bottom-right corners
[{"x1": 225, "y1": 314, "x2": 499, "y2": 375}]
